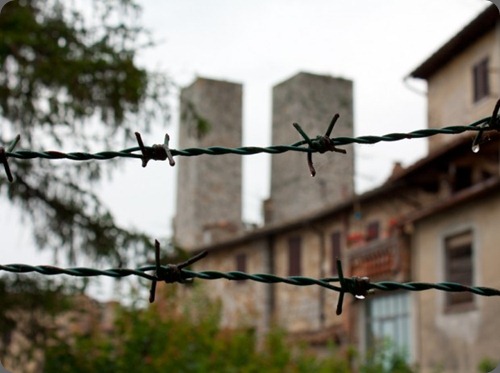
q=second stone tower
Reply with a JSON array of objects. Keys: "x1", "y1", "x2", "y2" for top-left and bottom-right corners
[{"x1": 267, "y1": 72, "x2": 354, "y2": 223}]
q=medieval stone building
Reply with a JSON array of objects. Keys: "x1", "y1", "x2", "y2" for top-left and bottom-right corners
[
  {"x1": 173, "y1": 78, "x2": 243, "y2": 250},
  {"x1": 173, "y1": 5, "x2": 500, "y2": 373}
]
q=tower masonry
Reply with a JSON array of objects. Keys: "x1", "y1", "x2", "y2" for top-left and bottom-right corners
[
  {"x1": 268, "y1": 72, "x2": 355, "y2": 224},
  {"x1": 174, "y1": 77, "x2": 243, "y2": 251}
]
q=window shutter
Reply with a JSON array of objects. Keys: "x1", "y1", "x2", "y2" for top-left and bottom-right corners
[
  {"x1": 445, "y1": 231, "x2": 474, "y2": 308},
  {"x1": 288, "y1": 236, "x2": 302, "y2": 276},
  {"x1": 473, "y1": 58, "x2": 489, "y2": 102},
  {"x1": 331, "y1": 231, "x2": 342, "y2": 275}
]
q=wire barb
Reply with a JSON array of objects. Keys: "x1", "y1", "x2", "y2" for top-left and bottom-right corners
[
  {"x1": 293, "y1": 114, "x2": 346, "y2": 177},
  {"x1": 135, "y1": 132, "x2": 176, "y2": 168},
  {"x1": 0, "y1": 135, "x2": 20, "y2": 182},
  {"x1": 488, "y1": 98, "x2": 500, "y2": 131},
  {"x1": 335, "y1": 259, "x2": 370, "y2": 315},
  {"x1": 2, "y1": 112, "x2": 498, "y2": 165},
  {"x1": 2, "y1": 259, "x2": 500, "y2": 313},
  {"x1": 149, "y1": 240, "x2": 207, "y2": 303},
  {"x1": 472, "y1": 98, "x2": 500, "y2": 152}
]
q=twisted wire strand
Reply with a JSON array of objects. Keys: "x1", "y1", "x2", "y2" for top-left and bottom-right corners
[
  {"x1": 182, "y1": 270, "x2": 342, "y2": 292},
  {"x1": 368, "y1": 281, "x2": 500, "y2": 296},
  {"x1": 4, "y1": 117, "x2": 493, "y2": 162},
  {"x1": 0, "y1": 264, "x2": 156, "y2": 281},
  {"x1": 2, "y1": 263, "x2": 500, "y2": 297},
  {"x1": 1, "y1": 113, "x2": 498, "y2": 299}
]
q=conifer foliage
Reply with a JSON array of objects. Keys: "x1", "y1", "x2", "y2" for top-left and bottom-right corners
[{"x1": 0, "y1": 0, "x2": 169, "y2": 265}]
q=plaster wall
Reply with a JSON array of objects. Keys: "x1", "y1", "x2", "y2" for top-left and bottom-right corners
[
  {"x1": 426, "y1": 28, "x2": 499, "y2": 152},
  {"x1": 413, "y1": 192, "x2": 500, "y2": 372}
]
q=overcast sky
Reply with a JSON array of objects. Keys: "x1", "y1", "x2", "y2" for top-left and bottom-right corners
[
  {"x1": 1, "y1": 0, "x2": 494, "y2": 300},
  {"x1": 124, "y1": 0, "x2": 490, "y2": 226}
]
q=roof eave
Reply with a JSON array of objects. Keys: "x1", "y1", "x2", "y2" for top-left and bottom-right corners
[
  {"x1": 400, "y1": 176, "x2": 500, "y2": 225},
  {"x1": 409, "y1": 5, "x2": 497, "y2": 80}
]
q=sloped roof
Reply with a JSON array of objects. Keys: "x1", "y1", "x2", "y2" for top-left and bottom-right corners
[
  {"x1": 401, "y1": 176, "x2": 500, "y2": 224},
  {"x1": 196, "y1": 133, "x2": 497, "y2": 253},
  {"x1": 409, "y1": 5, "x2": 498, "y2": 80}
]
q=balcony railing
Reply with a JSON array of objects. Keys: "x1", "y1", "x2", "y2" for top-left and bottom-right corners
[{"x1": 348, "y1": 237, "x2": 404, "y2": 280}]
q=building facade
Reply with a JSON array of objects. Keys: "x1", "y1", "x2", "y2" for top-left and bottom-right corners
[
  {"x1": 409, "y1": 5, "x2": 499, "y2": 152},
  {"x1": 406, "y1": 5, "x2": 500, "y2": 372},
  {"x1": 174, "y1": 5, "x2": 500, "y2": 373}
]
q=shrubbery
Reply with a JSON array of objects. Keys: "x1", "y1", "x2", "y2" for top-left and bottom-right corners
[{"x1": 43, "y1": 290, "x2": 415, "y2": 373}]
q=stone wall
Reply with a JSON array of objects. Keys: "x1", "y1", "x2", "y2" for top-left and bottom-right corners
[
  {"x1": 174, "y1": 78, "x2": 243, "y2": 251},
  {"x1": 269, "y1": 72, "x2": 354, "y2": 224}
]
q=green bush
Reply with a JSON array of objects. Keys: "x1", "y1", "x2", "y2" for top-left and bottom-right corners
[
  {"x1": 43, "y1": 291, "x2": 351, "y2": 372},
  {"x1": 478, "y1": 358, "x2": 497, "y2": 373},
  {"x1": 358, "y1": 339, "x2": 415, "y2": 373},
  {"x1": 44, "y1": 287, "x2": 417, "y2": 372}
]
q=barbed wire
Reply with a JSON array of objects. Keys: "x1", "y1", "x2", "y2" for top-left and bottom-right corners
[
  {"x1": 4, "y1": 262, "x2": 499, "y2": 296},
  {"x1": 2, "y1": 246, "x2": 500, "y2": 315},
  {"x1": 0, "y1": 98, "x2": 497, "y2": 179},
  {"x1": 3, "y1": 117, "x2": 494, "y2": 162},
  {"x1": 0, "y1": 101, "x2": 499, "y2": 314}
]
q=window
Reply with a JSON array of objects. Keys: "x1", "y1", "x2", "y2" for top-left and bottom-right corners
[
  {"x1": 445, "y1": 230, "x2": 474, "y2": 309},
  {"x1": 365, "y1": 293, "x2": 411, "y2": 362},
  {"x1": 235, "y1": 253, "x2": 247, "y2": 283},
  {"x1": 331, "y1": 231, "x2": 342, "y2": 275},
  {"x1": 366, "y1": 221, "x2": 380, "y2": 241},
  {"x1": 473, "y1": 58, "x2": 489, "y2": 102},
  {"x1": 452, "y1": 166, "x2": 472, "y2": 192},
  {"x1": 288, "y1": 236, "x2": 302, "y2": 276},
  {"x1": 236, "y1": 253, "x2": 247, "y2": 272}
]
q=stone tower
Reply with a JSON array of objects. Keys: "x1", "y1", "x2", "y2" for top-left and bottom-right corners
[
  {"x1": 267, "y1": 72, "x2": 354, "y2": 223},
  {"x1": 174, "y1": 77, "x2": 243, "y2": 251}
]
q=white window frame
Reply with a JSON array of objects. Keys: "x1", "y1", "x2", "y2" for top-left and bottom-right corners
[{"x1": 361, "y1": 292, "x2": 413, "y2": 363}]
